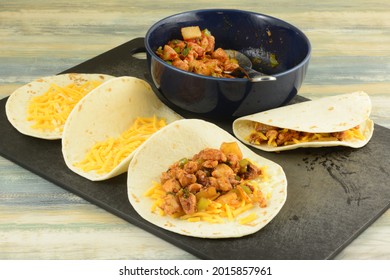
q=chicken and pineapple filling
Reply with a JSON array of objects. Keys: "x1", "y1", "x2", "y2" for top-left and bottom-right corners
[
  {"x1": 156, "y1": 26, "x2": 240, "y2": 78},
  {"x1": 155, "y1": 142, "x2": 267, "y2": 217},
  {"x1": 247, "y1": 122, "x2": 365, "y2": 147}
]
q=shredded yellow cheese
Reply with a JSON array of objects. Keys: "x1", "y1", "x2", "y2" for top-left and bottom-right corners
[
  {"x1": 239, "y1": 212, "x2": 258, "y2": 225},
  {"x1": 344, "y1": 127, "x2": 365, "y2": 140},
  {"x1": 27, "y1": 80, "x2": 102, "y2": 132},
  {"x1": 75, "y1": 116, "x2": 166, "y2": 174}
]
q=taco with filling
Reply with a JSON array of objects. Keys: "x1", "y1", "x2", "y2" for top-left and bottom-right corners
[
  {"x1": 232, "y1": 91, "x2": 374, "y2": 152},
  {"x1": 61, "y1": 76, "x2": 181, "y2": 181},
  {"x1": 127, "y1": 119, "x2": 287, "y2": 238},
  {"x1": 5, "y1": 73, "x2": 114, "y2": 139}
]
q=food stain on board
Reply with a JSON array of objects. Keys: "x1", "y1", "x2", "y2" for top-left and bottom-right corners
[{"x1": 302, "y1": 148, "x2": 371, "y2": 206}]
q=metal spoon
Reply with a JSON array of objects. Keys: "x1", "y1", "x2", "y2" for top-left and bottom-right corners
[{"x1": 224, "y1": 50, "x2": 276, "y2": 82}]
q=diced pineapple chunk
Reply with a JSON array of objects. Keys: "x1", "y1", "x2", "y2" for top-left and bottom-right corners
[
  {"x1": 220, "y1": 142, "x2": 243, "y2": 160},
  {"x1": 181, "y1": 26, "x2": 202, "y2": 40}
]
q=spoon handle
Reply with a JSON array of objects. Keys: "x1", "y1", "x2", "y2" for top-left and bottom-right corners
[{"x1": 244, "y1": 67, "x2": 277, "y2": 82}]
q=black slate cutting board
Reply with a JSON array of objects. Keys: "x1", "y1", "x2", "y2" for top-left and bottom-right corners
[{"x1": 0, "y1": 38, "x2": 389, "y2": 259}]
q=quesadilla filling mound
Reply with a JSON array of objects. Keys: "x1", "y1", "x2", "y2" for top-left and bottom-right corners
[
  {"x1": 247, "y1": 123, "x2": 365, "y2": 147},
  {"x1": 75, "y1": 116, "x2": 166, "y2": 174},
  {"x1": 145, "y1": 142, "x2": 270, "y2": 225},
  {"x1": 27, "y1": 80, "x2": 102, "y2": 132},
  {"x1": 156, "y1": 26, "x2": 241, "y2": 78}
]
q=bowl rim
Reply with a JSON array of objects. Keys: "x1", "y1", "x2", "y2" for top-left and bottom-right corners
[{"x1": 145, "y1": 8, "x2": 311, "y2": 81}]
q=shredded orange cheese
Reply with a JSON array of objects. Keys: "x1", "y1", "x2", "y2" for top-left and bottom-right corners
[
  {"x1": 27, "y1": 80, "x2": 102, "y2": 132},
  {"x1": 343, "y1": 127, "x2": 365, "y2": 141},
  {"x1": 239, "y1": 212, "x2": 258, "y2": 225},
  {"x1": 145, "y1": 170, "x2": 269, "y2": 226},
  {"x1": 75, "y1": 116, "x2": 166, "y2": 174}
]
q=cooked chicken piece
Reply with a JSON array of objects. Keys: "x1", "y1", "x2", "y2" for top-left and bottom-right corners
[
  {"x1": 160, "y1": 45, "x2": 179, "y2": 61},
  {"x1": 178, "y1": 192, "x2": 197, "y2": 215},
  {"x1": 216, "y1": 177, "x2": 233, "y2": 192},
  {"x1": 187, "y1": 42, "x2": 205, "y2": 57},
  {"x1": 176, "y1": 169, "x2": 197, "y2": 187},
  {"x1": 160, "y1": 171, "x2": 171, "y2": 184},
  {"x1": 183, "y1": 160, "x2": 199, "y2": 174},
  {"x1": 276, "y1": 130, "x2": 300, "y2": 145},
  {"x1": 188, "y1": 60, "x2": 211, "y2": 76},
  {"x1": 204, "y1": 59, "x2": 223, "y2": 75},
  {"x1": 242, "y1": 162, "x2": 262, "y2": 180},
  {"x1": 202, "y1": 160, "x2": 219, "y2": 169},
  {"x1": 188, "y1": 183, "x2": 202, "y2": 193},
  {"x1": 211, "y1": 48, "x2": 228, "y2": 62},
  {"x1": 266, "y1": 129, "x2": 278, "y2": 139},
  {"x1": 212, "y1": 163, "x2": 234, "y2": 178},
  {"x1": 193, "y1": 148, "x2": 227, "y2": 162},
  {"x1": 255, "y1": 123, "x2": 277, "y2": 133},
  {"x1": 195, "y1": 170, "x2": 208, "y2": 186},
  {"x1": 207, "y1": 177, "x2": 219, "y2": 189},
  {"x1": 331, "y1": 131, "x2": 347, "y2": 141},
  {"x1": 226, "y1": 153, "x2": 240, "y2": 173},
  {"x1": 172, "y1": 58, "x2": 189, "y2": 71},
  {"x1": 215, "y1": 191, "x2": 240, "y2": 206},
  {"x1": 200, "y1": 34, "x2": 215, "y2": 53},
  {"x1": 162, "y1": 178, "x2": 181, "y2": 193},
  {"x1": 167, "y1": 39, "x2": 186, "y2": 52},
  {"x1": 223, "y1": 59, "x2": 239, "y2": 72},
  {"x1": 162, "y1": 194, "x2": 182, "y2": 215}
]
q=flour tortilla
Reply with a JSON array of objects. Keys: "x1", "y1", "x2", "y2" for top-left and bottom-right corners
[
  {"x1": 5, "y1": 73, "x2": 114, "y2": 139},
  {"x1": 233, "y1": 91, "x2": 374, "y2": 152},
  {"x1": 62, "y1": 76, "x2": 182, "y2": 181},
  {"x1": 127, "y1": 119, "x2": 287, "y2": 238}
]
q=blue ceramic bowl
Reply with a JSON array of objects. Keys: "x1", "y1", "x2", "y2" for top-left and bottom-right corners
[{"x1": 145, "y1": 9, "x2": 311, "y2": 118}]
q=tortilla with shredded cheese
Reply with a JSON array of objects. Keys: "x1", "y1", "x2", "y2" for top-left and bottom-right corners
[
  {"x1": 5, "y1": 73, "x2": 114, "y2": 139},
  {"x1": 233, "y1": 91, "x2": 374, "y2": 152},
  {"x1": 62, "y1": 76, "x2": 181, "y2": 181},
  {"x1": 127, "y1": 119, "x2": 287, "y2": 238},
  {"x1": 75, "y1": 116, "x2": 167, "y2": 174}
]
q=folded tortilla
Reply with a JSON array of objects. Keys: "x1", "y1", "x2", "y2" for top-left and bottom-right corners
[
  {"x1": 127, "y1": 119, "x2": 287, "y2": 238},
  {"x1": 62, "y1": 76, "x2": 182, "y2": 181},
  {"x1": 5, "y1": 73, "x2": 114, "y2": 139},
  {"x1": 233, "y1": 91, "x2": 374, "y2": 152}
]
